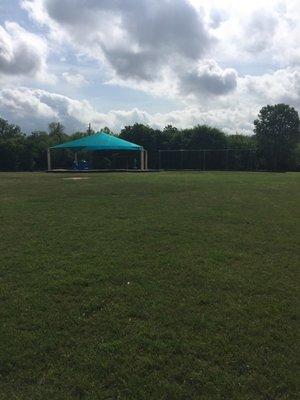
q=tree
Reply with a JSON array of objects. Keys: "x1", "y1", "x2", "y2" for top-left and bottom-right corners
[
  {"x1": 181, "y1": 125, "x2": 227, "y2": 150},
  {"x1": 254, "y1": 104, "x2": 300, "y2": 170},
  {"x1": 0, "y1": 118, "x2": 23, "y2": 139},
  {"x1": 101, "y1": 127, "x2": 113, "y2": 134},
  {"x1": 48, "y1": 122, "x2": 66, "y2": 144},
  {"x1": 23, "y1": 131, "x2": 52, "y2": 170},
  {"x1": 226, "y1": 134, "x2": 256, "y2": 150},
  {"x1": 120, "y1": 124, "x2": 156, "y2": 150},
  {"x1": 0, "y1": 118, "x2": 26, "y2": 171},
  {"x1": 290, "y1": 143, "x2": 300, "y2": 171}
]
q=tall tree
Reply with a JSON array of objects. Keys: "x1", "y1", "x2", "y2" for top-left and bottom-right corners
[
  {"x1": 226, "y1": 134, "x2": 256, "y2": 150},
  {"x1": 48, "y1": 122, "x2": 66, "y2": 144},
  {"x1": 181, "y1": 125, "x2": 227, "y2": 150},
  {"x1": 101, "y1": 127, "x2": 113, "y2": 135},
  {"x1": 254, "y1": 104, "x2": 300, "y2": 170},
  {"x1": 24, "y1": 131, "x2": 52, "y2": 170},
  {"x1": 0, "y1": 118, "x2": 25, "y2": 171},
  {"x1": 120, "y1": 124, "x2": 156, "y2": 150}
]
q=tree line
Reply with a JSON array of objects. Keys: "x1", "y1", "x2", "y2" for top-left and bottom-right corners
[{"x1": 0, "y1": 104, "x2": 299, "y2": 171}]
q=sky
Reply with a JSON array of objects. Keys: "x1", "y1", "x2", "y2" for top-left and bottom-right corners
[{"x1": 0, "y1": 0, "x2": 299, "y2": 135}]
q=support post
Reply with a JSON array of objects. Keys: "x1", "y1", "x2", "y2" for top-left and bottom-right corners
[
  {"x1": 181, "y1": 149, "x2": 184, "y2": 170},
  {"x1": 47, "y1": 148, "x2": 51, "y2": 171},
  {"x1": 140, "y1": 149, "x2": 144, "y2": 171},
  {"x1": 203, "y1": 150, "x2": 206, "y2": 171},
  {"x1": 144, "y1": 150, "x2": 148, "y2": 170},
  {"x1": 226, "y1": 149, "x2": 229, "y2": 170},
  {"x1": 158, "y1": 150, "x2": 161, "y2": 170},
  {"x1": 74, "y1": 152, "x2": 78, "y2": 164}
]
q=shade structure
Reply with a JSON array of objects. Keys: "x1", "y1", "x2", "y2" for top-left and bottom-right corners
[
  {"x1": 51, "y1": 132, "x2": 142, "y2": 151},
  {"x1": 48, "y1": 131, "x2": 147, "y2": 171}
]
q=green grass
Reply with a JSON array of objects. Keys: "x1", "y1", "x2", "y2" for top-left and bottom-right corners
[{"x1": 0, "y1": 171, "x2": 299, "y2": 400}]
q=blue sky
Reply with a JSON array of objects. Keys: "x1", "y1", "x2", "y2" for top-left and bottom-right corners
[{"x1": 0, "y1": 0, "x2": 299, "y2": 134}]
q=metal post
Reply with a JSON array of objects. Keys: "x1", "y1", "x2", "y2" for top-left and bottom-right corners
[
  {"x1": 226, "y1": 149, "x2": 229, "y2": 170},
  {"x1": 47, "y1": 148, "x2": 51, "y2": 171},
  {"x1": 181, "y1": 149, "x2": 184, "y2": 170},
  {"x1": 140, "y1": 149, "x2": 144, "y2": 171},
  {"x1": 158, "y1": 150, "x2": 161, "y2": 170},
  {"x1": 74, "y1": 152, "x2": 78, "y2": 164},
  {"x1": 144, "y1": 150, "x2": 148, "y2": 170}
]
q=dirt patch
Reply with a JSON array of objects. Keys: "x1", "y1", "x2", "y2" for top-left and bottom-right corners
[{"x1": 63, "y1": 177, "x2": 90, "y2": 180}]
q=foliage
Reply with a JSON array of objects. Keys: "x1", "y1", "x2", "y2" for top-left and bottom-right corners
[
  {"x1": 101, "y1": 126, "x2": 114, "y2": 134},
  {"x1": 227, "y1": 134, "x2": 256, "y2": 150},
  {"x1": 254, "y1": 104, "x2": 300, "y2": 170},
  {"x1": 182, "y1": 125, "x2": 227, "y2": 150},
  {"x1": 0, "y1": 104, "x2": 299, "y2": 170},
  {"x1": 291, "y1": 143, "x2": 300, "y2": 170},
  {"x1": 0, "y1": 118, "x2": 26, "y2": 171},
  {"x1": 48, "y1": 122, "x2": 66, "y2": 143}
]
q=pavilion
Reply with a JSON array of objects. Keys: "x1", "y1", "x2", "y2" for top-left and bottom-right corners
[{"x1": 48, "y1": 132, "x2": 148, "y2": 171}]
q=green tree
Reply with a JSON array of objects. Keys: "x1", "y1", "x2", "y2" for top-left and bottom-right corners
[
  {"x1": 254, "y1": 104, "x2": 300, "y2": 170},
  {"x1": 101, "y1": 127, "x2": 113, "y2": 134},
  {"x1": 70, "y1": 131, "x2": 89, "y2": 140},
  {"x1": 290, "y1": 143, "x2": 300, "y2": 171},
  {"x1": 226, "y1": 134, "x2": 256, "y2": 150},
  {"x1": 0, "y1": 118, "x2": 26, "y2": 171},
  {"x1": 48, "y1": 122, "x2": 66, "y2": 144},
  {"x1": 182, "y1": 125, "x2": 227, "y2": 150},
  {"x1": 23, "y1": 131, "x2": 52, "y2": 170},
  {"x1": 120, "y1": 124, "x2": 156, "y2": 150}
]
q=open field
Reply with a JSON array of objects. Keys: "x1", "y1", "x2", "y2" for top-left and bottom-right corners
[{"x1": 0, "y1": 171, "x2": 299, "y2": 400}]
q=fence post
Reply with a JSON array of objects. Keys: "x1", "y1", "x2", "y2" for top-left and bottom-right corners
[
  {"x1": 47, "y1": 148, "x2": 51, "y2": 171},
  {"x1": 158, "y1": 150, "x2": 161, "y2": 170},
  {"x1": 140, "y1": 149, "x2": 144, "y2": 170},
  {"x1": 144, "y1": 150, "x2": 148, "y2": 170},
  {"x1": 226, "y1": 149, "x2": 229, "y2": 170}
]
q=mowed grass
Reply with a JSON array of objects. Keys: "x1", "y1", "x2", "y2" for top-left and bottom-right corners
[{"x1": 0, "y1": 171, "x2": 299, "y2": 400}]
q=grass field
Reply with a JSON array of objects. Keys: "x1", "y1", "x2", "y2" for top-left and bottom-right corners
[{"x1": 0, "y1": 171, "x2": 299, "y2": 400}]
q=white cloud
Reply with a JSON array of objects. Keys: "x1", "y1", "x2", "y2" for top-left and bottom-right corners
[
  {"x1": 1, "y1": 62, "x2": 299, "y2": 134},
  {"x1": 22, "y1": 0, "x2": 300, "y2": 95},
  {"x1": 22, "y1": 0, "x2": 222, "y2": 94},
  {"x1": 205, "y1": 0, "x2": 300, "y2": 68},
  {"x1": 0, "y1": 87, "x2": 82, "y2": 132},
  {"x1": 0, "y1": 21, "x2": 54, "y2": 83},
  {"x1": 0, "y1": 0, "x2": 296, "y2": 137},
  {"x1": 243, "y1": 10, "x2": 278, "y2": 54},
  {"x1": 180, "y1": 60, "x2": 237, "y2": 97},
  {"x1": 62, "y1": 71, "x2": 88, "y2": 87},
  {"x1": 242, "y1": 67, "x2": 300, "y2": 109},
  {"x1": 0, "y1": 83, "x2": 283, "y2": 137}
]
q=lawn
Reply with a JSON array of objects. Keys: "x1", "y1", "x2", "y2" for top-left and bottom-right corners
[{"x1": 0, "y1": 171, "x2": 299, "y2": 400}]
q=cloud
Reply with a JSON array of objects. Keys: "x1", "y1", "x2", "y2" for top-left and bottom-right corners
[
  {"x1": 44, "y1": 0, "x2": 212, "y2": 61},
  {"x1": 62, "y1": 71, "x2": 88, "y2": 87},
  {"x1": 209, "y1": 8, "x2": 228, "y2": 29},
  {"x1": 243, "y1": 10, "x2": 278, "y2": 53},
  {"x1": 1, "y1": 0, "x2": 298, "y2": 138},
  {"x1": 0, "y1": 86, "x2": 153, "y2": 132},
  {"x1": 22, "y1": 0, "x2": 215, "y2": 90},
  {"x1": 0, "y1": 64, "x2": 299, "y2": 135},
  {"x1": 210, "y1": 0, "x2": 300, "y2": 68},
  {"x1": 242, "y1": 67, "x2": 300, "y2": 109},
  {"x1": 0, "y1": 22, "x2": 53, "y2": 82},
  {"x1": 0, "y1": 87, "x2": 82, "y2": 132},
  {"x1": 180, "y1": 60, "x2": 238, "y2": 97},
  {"x1": 0, "y1": 86, "x2": 260, "y2": 135}
]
